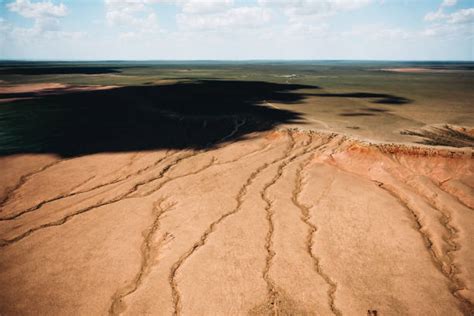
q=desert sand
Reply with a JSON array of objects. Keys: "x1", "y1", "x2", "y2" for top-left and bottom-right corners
[
  {"x1": 0, "y1": 83, "x2": 117, "y2": 103},
  {"x1": 1, "y1": 76, "x2": 473, "y2": 316},
  {"x1": 1, "y1": 126, "x2": 473, "y2": 315}
]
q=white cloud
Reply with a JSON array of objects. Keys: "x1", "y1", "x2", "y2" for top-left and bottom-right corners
[
  {"x1": 7, "y1": 0, "x2": 67, "y2": 19},
  {"x1": 104, "y1": 0, "x2": 160, "y2": 36},
  {"x1": 344, "y1": 24, "x2": 412, "y2": 40},
  {"x1": 441, "y1": 0, "x2": 457, "y2": 8},
  {"x1": 425, "y1": 0, "x2": 473, "y2": 24},
  {"x1": 420, "y1": 22, "x2": 468, "y2": 37},
  {"x1": 371, "y1": 27, "x2": 411, "y2": 40},
  {"x1": 423, "y1": 0, "x2": 473, "y2": 39},
  {"x1": 259, "y1": 0, "x2": 373, "y2": 18},
  {"x1": 447, "y1": 7, "x2": 474, "y2": 24},
  {"x1": 5, "y1": 0, "x2": 81, "y2": 40},
  {"x1": 425, "y1": 6, "x2": 474, "y2": 25},
  {"x1": 424, "y1": 9, "x2": 445, "y2": 22},
  {"x1": 178, "y1": 0, "x2": 233, "y2": 14},
  {"x1": 107, "y1": 9, "x2": 158, "y2": 29},
  {"x1": 177, "y1": 6, "x2": 271, "y2": 31},
  {"x1": 2, "y1": 0, "x2": 472, "y2": 60},
  {"x1": 422, "y1": 7, "x2": 473, "y2": 38},
  {"x1": 6, "y1": 0, "x2": 68, "y2": 33},
  {"x1": 258, "y1": 0, "x2": 374, "y2": 43},
  {"x1": 104, "y1": 0, "x2": 147, "y2": 13},
  {"x1": 103, "y1": 0, "x2": 171, "y2": 16},
  {"x1": 284, "y1": 22, "x2": 329, "y2": 37},
  {"x1": 257, "y1": 0, "x2": 374, "y2": 44},
  {"x1": 0, "y1": 17, "x2": 13, "y2": 45}
]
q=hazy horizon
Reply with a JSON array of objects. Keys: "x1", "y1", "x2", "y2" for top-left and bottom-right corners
[{"x1": 1, "y1": 59, "x2": 474, "y2": 63}]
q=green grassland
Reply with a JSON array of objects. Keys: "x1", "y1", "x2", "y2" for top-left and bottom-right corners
[
  {"x1": 1, "y1": 61, "x2": 472, "y2": 108},
  {"x1": 0, "y1": 61, "x2": 473, "y2": 152}
]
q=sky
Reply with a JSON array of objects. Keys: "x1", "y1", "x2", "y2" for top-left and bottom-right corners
[{"x1": 0, "y1": 0, "x2": 473, "y2": 60}]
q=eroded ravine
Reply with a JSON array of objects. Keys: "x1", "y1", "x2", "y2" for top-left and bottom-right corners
[
  {"x1": 109, "y1": 199, "x2": 175, "y2": 315},
  {"x1": 292, "y1": 154, "x2": 342, "y2": 316},
  {"x1": 169, "y1": 130, "x2": 295, "y2": 316},
  {"x1": 0, "y1": 129, "x2": 472, "y2": 315}
]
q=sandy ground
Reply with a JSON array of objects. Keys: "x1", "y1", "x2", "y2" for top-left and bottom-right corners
[
  {"x1": 0, "y1": 128, "x2": 473, "y2": 315},
  {"x1": 0, "y1": 83, "x2": 117, "y2": 103},
  {"x1": 265, "y1": 96, "x2": 474, "y2": 146},
  {"x1": 1, "y1": 81, "x2": 473, "y2": 315},
  {"x1": 379, "y1": 68, "x2": 469, "y2": 73}
]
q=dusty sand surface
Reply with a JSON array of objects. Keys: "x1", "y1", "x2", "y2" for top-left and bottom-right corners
[
  {"x1": 379, "y1": 68, "x2": 469, "y2": 73},
  {"x1": 0, "y1": 128, "x2": 473, "y2": 315},
  {"x1": 0, "y1": 83, "x2": 117, "y2": 103},
  {"x1": 0, "y1": 83, "x2": 68, "y2": 93}
]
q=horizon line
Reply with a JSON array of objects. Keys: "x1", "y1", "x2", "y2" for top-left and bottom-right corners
[{"x1": 0, "y1": 58, "x2": 473, "y2": 63}]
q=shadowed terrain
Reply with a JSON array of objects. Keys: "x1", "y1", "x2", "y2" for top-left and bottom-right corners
[
  {"x1": 0, "y1": 62, "x2": 472, "y2": 316},
  {"x1": 0, "y1": 80, "x2": 313, "y2": 157},
  {"x1": 307, "y1": 92, "x2": 411, "y2": 105}
]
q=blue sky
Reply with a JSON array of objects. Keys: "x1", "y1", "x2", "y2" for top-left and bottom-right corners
[{"x1": 0, "y1": 0, "x2": 473, "y2": 60}]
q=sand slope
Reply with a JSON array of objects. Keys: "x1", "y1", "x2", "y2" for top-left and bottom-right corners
[{"x1": 0, "y1": 129, "x2": 473, "y2": 315}]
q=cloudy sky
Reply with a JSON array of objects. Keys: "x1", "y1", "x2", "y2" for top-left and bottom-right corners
[{"x1": 0, "y1": 0, "x2": 473, "y2": 60}]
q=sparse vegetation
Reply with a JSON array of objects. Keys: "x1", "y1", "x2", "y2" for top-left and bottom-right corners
[{"x1": 401, "y1": 125, "x2": 474, "y2": 148}]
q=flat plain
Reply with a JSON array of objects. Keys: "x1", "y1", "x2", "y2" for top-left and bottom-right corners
[{"x1": 0, "y1": 61, "x2": 473, "y2": 315}]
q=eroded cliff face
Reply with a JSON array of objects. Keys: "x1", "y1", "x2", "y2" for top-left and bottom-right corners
[{"x1": 0, "y1": 129, "x2": 473, "y2": 315}]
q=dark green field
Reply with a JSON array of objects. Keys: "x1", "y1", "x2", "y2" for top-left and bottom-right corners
[{"x1": 1, "y1": 61, "x2": 473, "y2": 156}]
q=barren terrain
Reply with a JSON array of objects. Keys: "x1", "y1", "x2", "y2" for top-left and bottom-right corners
[
  {"x1": 1, "y1": 128, "x2": 473, "y2": 315},
  {"x1": 1, "y1": 61, "x2": 473, "y2": 315},
  {"x1": 379, "y1": 68, "x2": 469, "y2": 73},
  {"x1": 0, "y1": 83, "x2": 118, "y2": 104}
]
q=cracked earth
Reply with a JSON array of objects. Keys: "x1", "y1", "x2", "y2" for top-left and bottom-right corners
[{"x1": 1, "y1": 129, "x2": 473, "y2": 315}]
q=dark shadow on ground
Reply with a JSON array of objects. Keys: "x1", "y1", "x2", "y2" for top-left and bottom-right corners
[
  {"x1": 0, "y1": 80, "x2": 314, "y2": 157},
  {"x1": 365, "y1": 108, "x2": 390, "y2": 112},
  {"x1": 339, "y1": 112, "x2": 376, "y2": 117},
  {"x1": 308, "y1": 92, "x2": 410, "y2": 105},
  {"x1": 0, "y1": 67, "x2": 122, "y2": 75}
]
